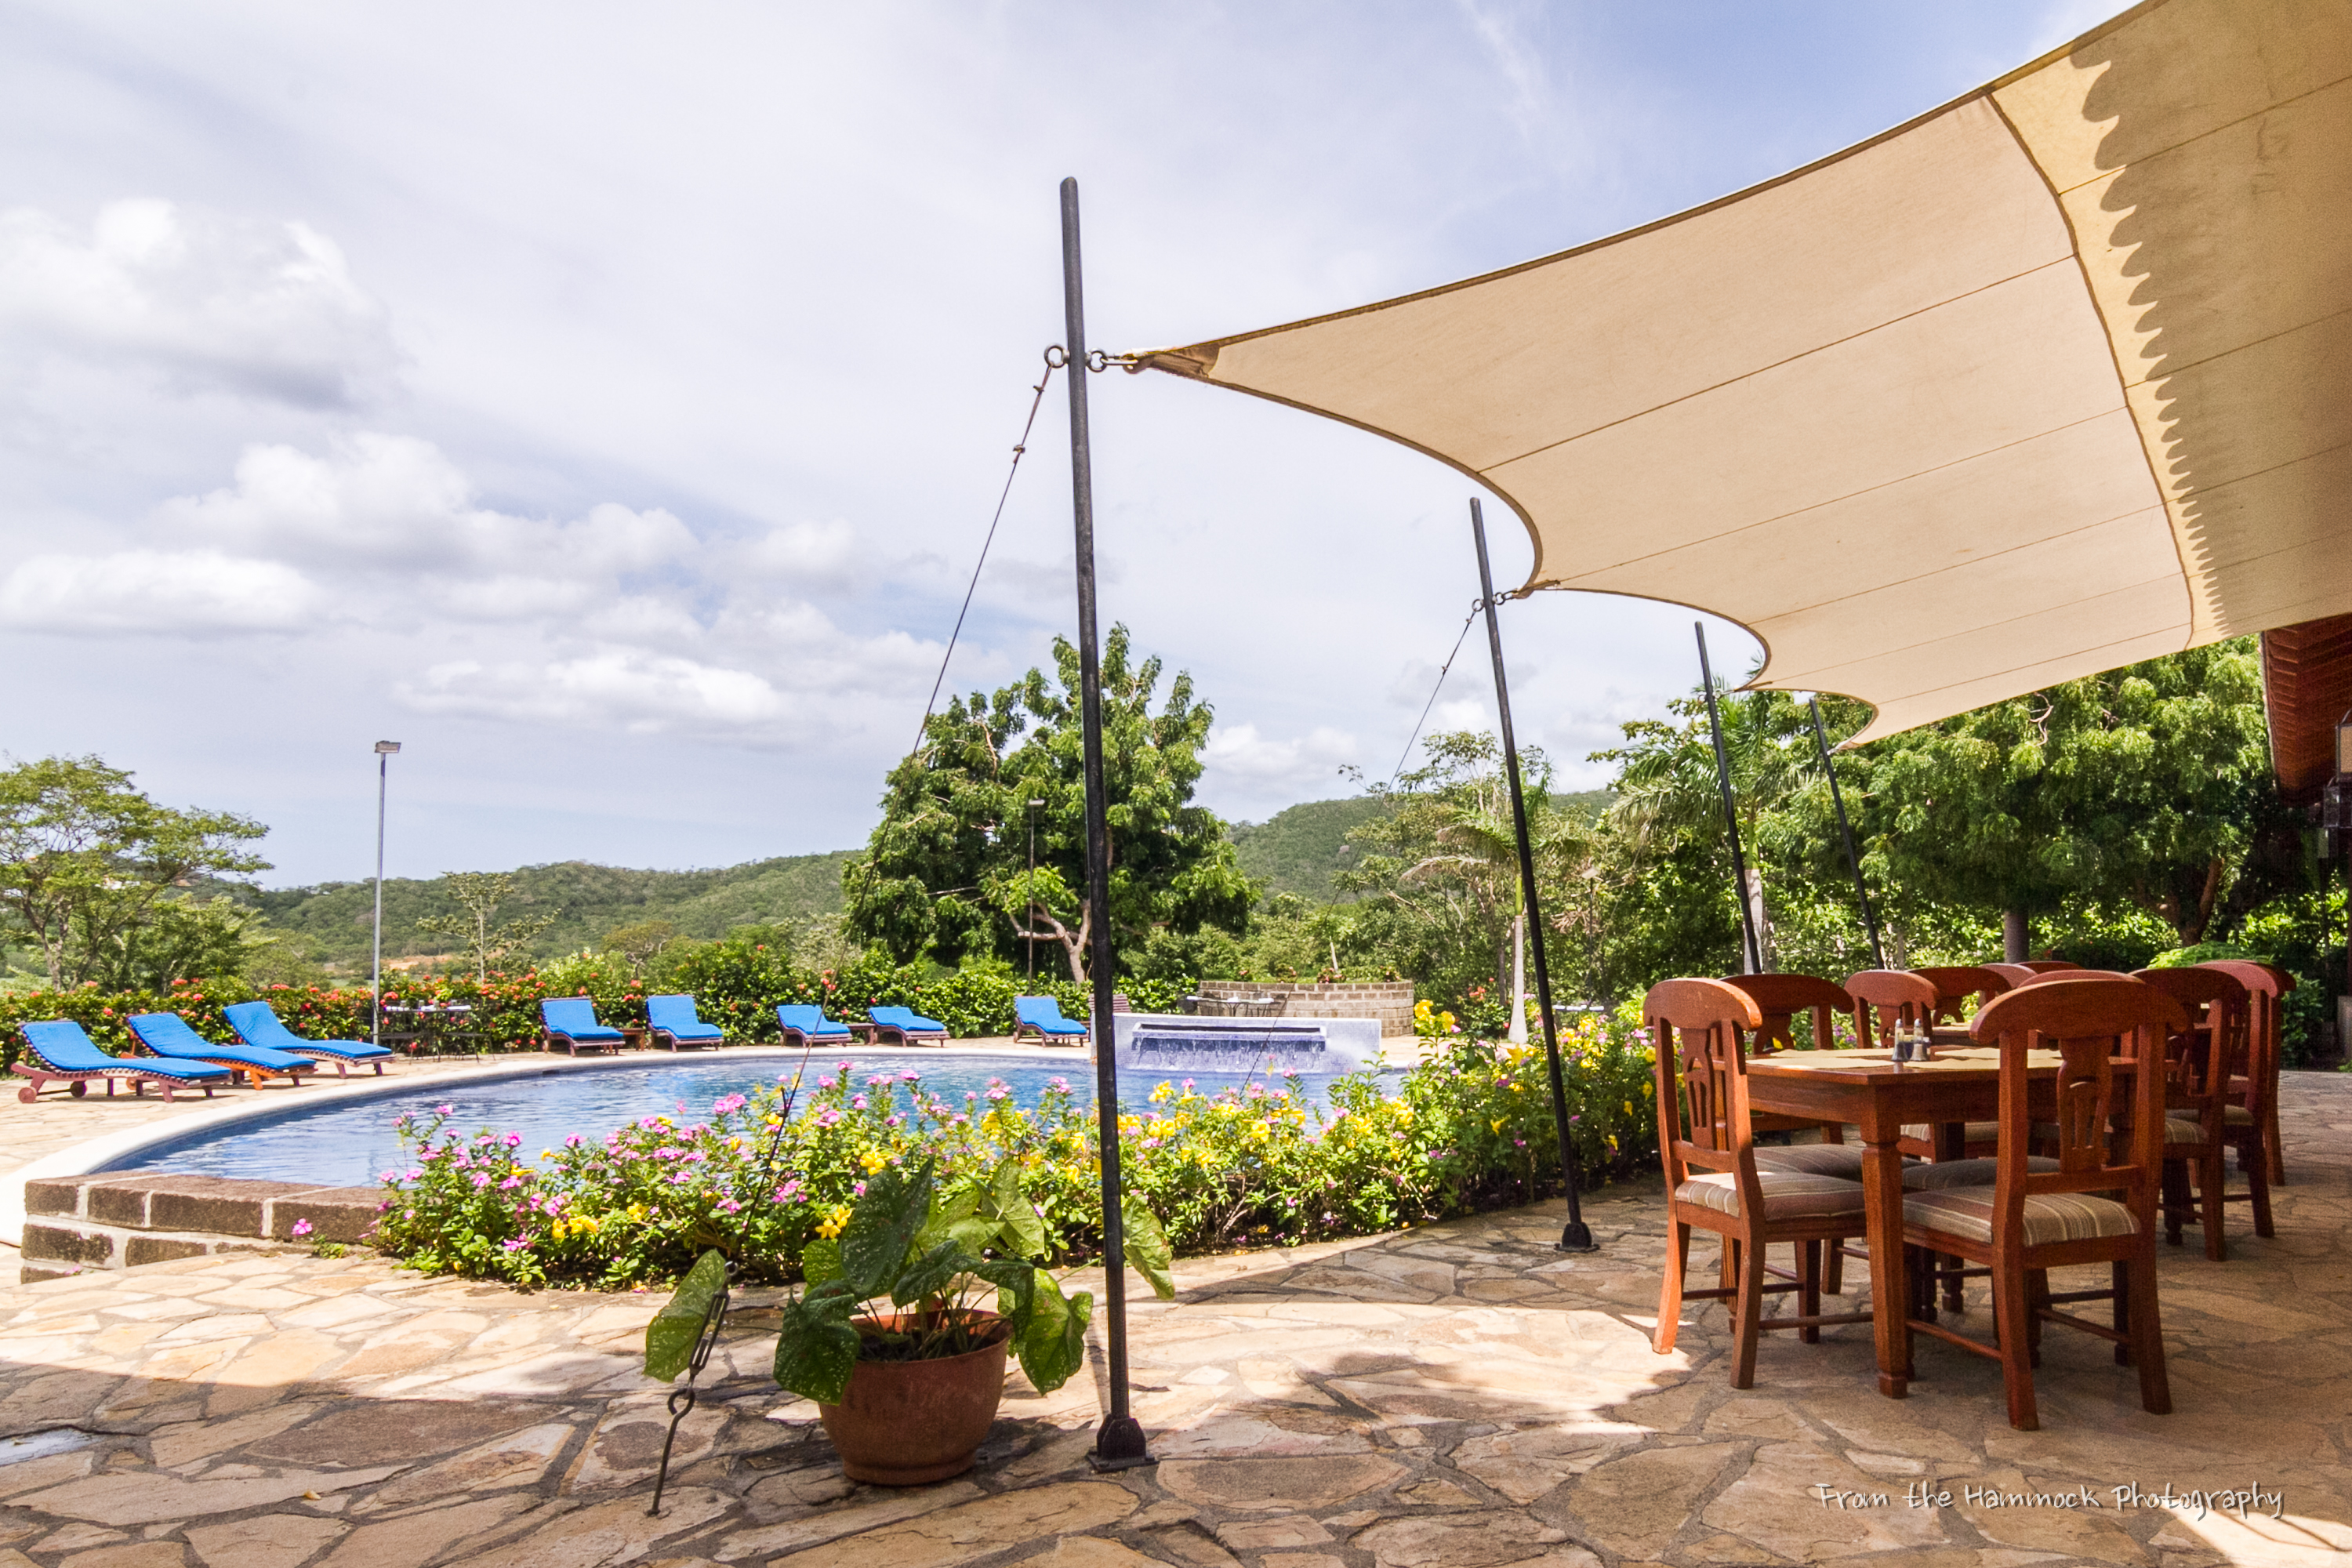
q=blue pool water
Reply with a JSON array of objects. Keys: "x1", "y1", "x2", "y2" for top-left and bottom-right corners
[{"x1": 102, "y1": 1051, "x2": 1371, "y2": 1189}]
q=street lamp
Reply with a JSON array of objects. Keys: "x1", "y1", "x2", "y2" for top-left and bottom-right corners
[
  {"x1": 1025, "y1": 799, "x2": 1046, "y2": 985},
  {"x1": 372, "y1": 742, "x2": 401, "y2": 1051}
]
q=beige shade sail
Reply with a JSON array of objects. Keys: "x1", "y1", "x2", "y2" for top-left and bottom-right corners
[{"x1": 1134, "y1": 0, "x2": 2352, "y2": 742}]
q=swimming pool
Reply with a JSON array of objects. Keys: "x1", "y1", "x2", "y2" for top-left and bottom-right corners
[{"x1": 100, "y1": 1051, "x2": 1374, "y2": 1188}]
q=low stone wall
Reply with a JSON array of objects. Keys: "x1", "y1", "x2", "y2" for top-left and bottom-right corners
[
  {"x1": 20, "y1": 1173, "x2": 383, "y2": 1284},
  {"x1": 1196, "y1": 979, "x2": 1416, "y2": 1036}
]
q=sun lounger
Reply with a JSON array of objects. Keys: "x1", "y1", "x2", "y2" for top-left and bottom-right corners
[
  {"x1": 1013, "y1": 995, "x2": 1089, "y2": 1045},
  {"x1": 541, "y1": 996, "x2": 627, "y2": 1055},
  {"x1": 128, "y1": 1011, "x2": 314, "y2": 1087},
  {"x1": 775, "y1": 1004, "x2": 854, "y2": 1047},
  {"x1": 13, "y1": 1020, "x2": 230, "y2": 1103},
  {"x1": 866, "y1": 1005, "x2": 948, "y2": 1045},
  {"x1": 646, "y1": 993, "x2": 724, "y2": 1051},
  {"x1": 221, "y1": 1000, "x2": 394, "y2": 1077}
]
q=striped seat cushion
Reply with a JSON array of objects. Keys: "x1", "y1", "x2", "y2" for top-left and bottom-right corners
[
  {"x1": 1752, "y1": 1142, "x2": 1868, "y2": 1178},
  {"x1": 1675, "y1": 1171, "x2": 1865, "y2": 1221},
  {"x1": 1902, "y1": 1185, "x2": 2137, "y2": 1247},
  {"x1": 1901, "y1": 1155, "x2": 2060, "y2": 1190},
  {"x1": 1900, "y1": 1122, "x2": 2002, "y2": 1143},
  {"x1": 2165, "y1": 1116, "x2": 2209, "y2": 1145},
  {"x1": 2224, "y1": 1104, "x2": 2253, "y2": 1127}
]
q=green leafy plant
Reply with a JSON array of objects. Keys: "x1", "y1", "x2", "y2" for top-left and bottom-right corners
[{"x1": 646, "y1": 1154, "x2": 1172, "y2": 1405}]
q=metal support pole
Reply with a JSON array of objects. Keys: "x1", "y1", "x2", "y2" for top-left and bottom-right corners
[
  {"x1": 1806, "y1": 698, "x2": 1883, "y2": 970},
  {"x1": 1471, "y1": 499, "x2": 1595, "y2": 1253},
  {"x1": 1060, "y1": 176, "x2": 1149, "y2": 1469},
  {"x1": 371, "y1": 741, "x2": 400, "y2": 1050},
  {"x1": 1695, "y1": 626, "x2": 1763, "y2": 975}
]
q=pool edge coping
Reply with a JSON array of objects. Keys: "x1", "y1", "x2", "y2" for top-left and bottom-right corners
[{"x1": 2, "y1": 1041, "x2": 1097, "y2": 1247}]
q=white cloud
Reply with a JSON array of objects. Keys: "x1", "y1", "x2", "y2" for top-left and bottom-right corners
[
  {"x1": 0, "y1": 547, "x2": 322, "y2": 633},
  {"x1": 0, "y1": 199, "x2": 397, "y2": 405},
  {"x1": 399, "y1": 649, "x2": 785, "y2": 734},
  {"x1": 1203, "y1": 723, "x2": 1360, "y2": 792}
]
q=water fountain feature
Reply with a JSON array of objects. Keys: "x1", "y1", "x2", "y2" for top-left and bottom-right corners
[{"x1": 1111, "y1": 1013, "x2": 1381, "y2": 1078}]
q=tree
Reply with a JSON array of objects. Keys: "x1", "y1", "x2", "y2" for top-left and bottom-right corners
[
  {"x1": 417, "y1": 872, "x2": 557, "y2": 980},
  {"x1": 843, "y1": 625, "x2": 1254, "y2": 981},
  {"x1": 1848, "y1": 641, "x2": 2280, "y2": 952},
  {"x1": 1338, "y1": 732, "x2": 1589, "y2": 1009},
  {"x1": 0, "y1": 756, "x2": 270, "y2": 987},
  {"x1": 602, "y1": 918, "x2": 678, "y2": 974}
]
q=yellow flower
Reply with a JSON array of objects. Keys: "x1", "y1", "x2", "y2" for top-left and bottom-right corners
[
  {"x1": 815, "y1": 1204, "x2": 852, "y2": 1240},
  {"x1": 1640, "y1": 1082, "x2": 1653, "y2": 1098},
  {"x1": 1623, "y1": 1100, "x2": 1635, "y2": 1116},
  {"x1": 860, "y1": 1150, "x2": 887, "y2": 1175},
  {"x1": 1490, "y1": 1118, "x2": 1506, "y2": 1134},
  {"x1": 540, "y1": 1149, "x2": 557, "y2": 1160},
  {"x1": 627, "y1": 1203, "x2": 648, "y2": 1221}
]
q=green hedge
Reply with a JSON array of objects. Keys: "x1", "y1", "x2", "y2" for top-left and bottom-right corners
[{"x1": 0, "y1": 959, "x2": 1112, "y2": 1070}]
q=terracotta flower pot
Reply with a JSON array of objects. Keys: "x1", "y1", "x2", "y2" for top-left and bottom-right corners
[{"x1": 819, "y1": 1311, "x2": 1011, "y2": 1486}]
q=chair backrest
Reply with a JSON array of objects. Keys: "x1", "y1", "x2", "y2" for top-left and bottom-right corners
[
  {"x1": 1984, "y1": 963, "x2": 2040, "y2": 988},
  {"x1": 541, "y1": 996, "x2": 601, "y2": 1033},
  {"x1": 221, "y1": 1001, "x2": 297, "y2": 1047},
  {"x1": 871, "y1": 1006, "x2": 912, "y2": 1026},
  {"x1": 646, "y1": 994, "x2": 702, "y2": 1031},
  {"x1": 2014, "y1": 967, "x2": 2129, "y2": 985},
  {"x1": 2019, "y1": 960, "x2": 2080, "y2": 972},
  {"x1": 776, "y1": 1004, "x2": 840, "y2": 1033},
  {"x1": 1717, "y1": 973, "x2": 1853, "y2": 1052},
  {"x1": 1841, "y1": 969, "x2": 1940, "y2": 1047},
  {"x1": 1014, "y1": 996, "x2": 1066, "y2": 1026},
  {"x1": 1969, "y1": 976, "x2": 2183, "y2": 1220},
  {"x1": 1647, "y1": 978, "x2": 1766, "y2": 1197},
  {"x1": 1911, "y1": 965, "x2": 2013, "y2": 1025},
  {"x1": 2200, "y1": 960, "x2": 2290, "y2": 1119},
  {"x1": 20, "y1": 1019, "x2": 111, "y2": 1069},
  {"x1": 127, "y1": 1011, "x2": 212, "y2": 1054},
  {"x1": 2132, "y1": 966, "x2": 2249, "y2": 1116}
]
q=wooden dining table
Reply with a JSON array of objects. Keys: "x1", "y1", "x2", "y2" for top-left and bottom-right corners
[{"x1": 1744, "y1": 1043, "x2": 2063, "y2": 1398}]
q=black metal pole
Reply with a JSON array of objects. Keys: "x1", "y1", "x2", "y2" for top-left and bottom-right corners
[
  {"x1": 1470, "y1": 499, "x2": 1595, "y2": 1253},
  {"x1": 1061, "y1": 176, "x2": 1148, "y2": 1469},
  {"x1": 1695, "y1": 624, "x2": 1763, "y2": 975},
  {"x1": 1807, "y1": 697, "x2": 1884, "y2": 970}
]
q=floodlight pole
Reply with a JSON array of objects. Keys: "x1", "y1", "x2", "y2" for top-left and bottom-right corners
[
  {"x1": 1695, "y1": 626, "x2": 1764, "y2": 975},
  {"x1": 371, "y1": 741, "x2": 401, "y2": 1051},
  {"x1": 1060, "y1": 176, "x2": 1149, "y2": 1470},
  {"x1": 1469, "y1": 499, "x2": 1595, "y2": 1253},
  {"x1": 1806, "y1": 698, "x2": 1884, "y2": 970}
]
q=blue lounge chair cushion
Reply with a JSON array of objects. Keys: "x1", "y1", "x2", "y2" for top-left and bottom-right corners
[
  {"x1": 20, "y1": 1020, "x2": 230, "y2": 1082},
  {"x1": 869, "y1": 1006, "x2": 946, "y2": 1036},
  {"x1": 776, "y1": 1004, "x2": 853, "y2": 1040},
  {"x1": 647, "y1": 994, "x2": 724, "y2": 1041},
  {"x1": 541, "y1": 997, "x2": 626, "y2": 1040},
  {"x1": 222, "y1": 1001, "x2": 392, "y2": 1061},
  {"x1": 1014, "y1": 996, "x2": 1089, "y2": 1036},
  {"x1": 129, "y1": 1012, "x2": 312, "y2": 1073}
]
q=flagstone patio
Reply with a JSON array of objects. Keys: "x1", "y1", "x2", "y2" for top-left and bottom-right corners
[{"x1": 0, "y1": 1074, "x2": 2345, "y2": 1568}]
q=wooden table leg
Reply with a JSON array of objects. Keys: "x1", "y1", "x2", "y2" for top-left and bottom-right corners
[{"x1": 1862, "y1": 1130, "x2": 1910, "y2": 1398}]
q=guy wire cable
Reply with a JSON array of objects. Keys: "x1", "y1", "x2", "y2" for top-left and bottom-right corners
[{"x1": 1386, "y1": 599, "x2": 1486, "y2": 792}]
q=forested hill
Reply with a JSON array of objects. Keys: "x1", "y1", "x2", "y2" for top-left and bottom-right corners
[
  {"x1": 230, "y1": 852, "x2": 856, "y2": 970},
  {"x1": 1229, "y1": 791, "x2": 1613, "y2": 901}
]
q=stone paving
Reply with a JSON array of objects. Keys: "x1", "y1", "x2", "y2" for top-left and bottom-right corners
[{"x1": 0, "y1": 1075, "x2": 2345, "y2": 1568}]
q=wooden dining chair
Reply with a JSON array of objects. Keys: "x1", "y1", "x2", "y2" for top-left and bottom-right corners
[
  {"x1": 1649, "y1": 978, "x2": 1871, "y2": 1388},
  {"x1": 2201, "y1": 960, "x2": 2291, "y2": 1189},
  {"x1": 1913, "y1": 964, "x2": 2013, "y2": 1026},
  {"x1": 2132, "y1": 966, "x2": 2268, "y2": 1259},
  {"x1": 1846, "y1": 970, "x2": 2001, "y2": 1163},
  {"x1": 1900, "y1": 975, "x2": 2183, "y2": 1431},
  {"x1": 2019, "y1": 960, "x2": 2081, "y2": 973},
  {"x1": 1722, "y1": 973, "x2": 1866, "y2": 1294},
  {"x1": 1984, "y1": 963, "x2": 2041, "y2": 988}
]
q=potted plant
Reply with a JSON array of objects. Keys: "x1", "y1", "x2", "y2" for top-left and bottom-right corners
[{"x1": 646, "y1": 1154, "x2": 1172, "y2": 1485}]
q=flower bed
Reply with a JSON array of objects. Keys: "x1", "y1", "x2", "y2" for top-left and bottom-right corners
[{"x1": 366, "y1": 1014, "x2": 1662, "y2": 1290}]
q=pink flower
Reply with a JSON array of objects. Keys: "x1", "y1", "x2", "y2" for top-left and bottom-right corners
[
  {"x1": 1047, "y1": 1076, "x2": 1071, "y2": 1094},
  {"x1": 471, "y1": 1174, "x2": 492, "y2": 1189},
  {"x1": 775, "y1": 1178, "x2": 804, "y2": 1201},
  {"x1": 850, "y1": 1095, "x2": 868, "y2": 1110},
  {"x1": 898, "y1": 1069, "x2": 921, "y2": 1082},
  {"x1": 564, "y1": 1134, "x2": 583, "y2": 1148},
  {"x1": 503, "y1": 1132, "x2": 522, "y2": 1148},
  {"x1": 817, "y1": 1076, "x2": 837, "y2": 1090},
  {"x1": 852, "y1": 1181, "x2": 867, "y2": 1197},
  {"x1": 405, "y1": 1167, "x2": 423, "y2": 1181},
  {"x1": 290, "y1": 1218, "x2": 314, "y2": 1238},
  {"x1": 713, "y1": 1094, "x2": 746, "y2": 1115}
]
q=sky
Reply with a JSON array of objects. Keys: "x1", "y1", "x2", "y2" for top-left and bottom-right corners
[{"x1": 0, "y1": 0, "x2": 2130, "y2": 887}]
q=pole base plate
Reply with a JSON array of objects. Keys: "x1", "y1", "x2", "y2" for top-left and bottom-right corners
[
  {"x1": 1557, "y1": 1221, "x2": 1599, "y2": 1254},
  {"x1": 1087, "y1": 1415, "x2": 1153, "y2": 1472}
]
